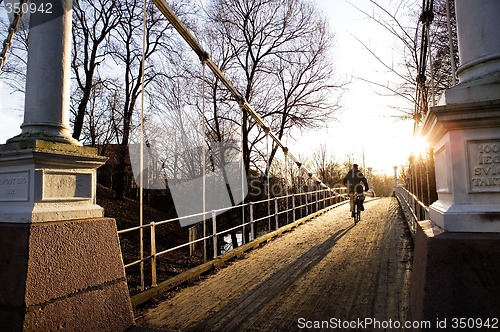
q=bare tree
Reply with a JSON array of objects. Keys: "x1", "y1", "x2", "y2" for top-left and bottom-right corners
[
  {"x1": 71, "y1": 0, "x2": 122, "y2": 141},
  {"x1": 350, "y1": 0, "x2": 458, "y2": 123},
  {"x1": 349, "y1": 0, "x2": 421, "y2": 119},
  {"x1": 203, "y1": 0, "x2": 343, "y2": 176},
  {"x1": 0, "y1": 3, "x2": 29, "y2": 93},
  {"x1": 107, "y1": 0, "x2": 175, "y2": 199},
  {"x1": 311, "y1": 144, "x2": 343, "y2": 187},
  {"x1": 427, "y1": 0, "x2": 459, "y2": 104},
  {"x1": 79, "y1": 80, "x2": 118, "y2": 150},
  {"x1": 152, "y1": 73, "x2": 204, "y2": 183}
]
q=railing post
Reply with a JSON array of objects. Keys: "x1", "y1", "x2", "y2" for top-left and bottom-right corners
[
  {"x1": 286, "y1": 195, "x2": 290, "y2": 224},
  {"x1": 305, "y1": 192, "x2": 309, "y2": 215},
  {"x1": 292, "y1": 193, "x2": 296, "y2": 222},
  {"x1": 316, "y1": 190, "x2": 319, "y2": 212},
  {"x1": 415, "y1": 198, "x2": 418, "y2": 219},
  {"x1": 249, "y1": 202, "x2": 254, "y2": 241},
  {"x1": 203, "y1": 217, "x2": 207, "y2": 262},
  {"x1": 189, "y1": 226, "x2": 195, "y2": 257},
  {"x1": 298, "y1": 192, "x2": 302, "y2": 218},
  {"x1": 241, "y1": 204, "x2": 246, "y2": 245},
  {"x1": 274, "y1": 197, "x2": 279, "y2": 230},
  {"x1": 267, "y1": 198, "x2": 271, "y2": 232},
  {"x1": 212, "y1": 210, "x2": 217, "y2": 259},
  {"x1": 318, "y1": 190, "x2": 321, "y2": 210},
  {"x1": 150, "y1": 222, "x2": 157, "y2": 287}
]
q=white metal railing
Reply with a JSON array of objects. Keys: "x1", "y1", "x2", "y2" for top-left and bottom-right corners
[
  {"x1": 118, "y1": 187, "x2": 348, "y2": 290},
  {"x1": 394, "y1": 185, "x2": 429, "y2": 235},
  {"x1": 122, "y1": 0, "x2": 349, "y2": 294}
]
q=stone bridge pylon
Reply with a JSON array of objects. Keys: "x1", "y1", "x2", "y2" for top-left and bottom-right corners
[
  {"x1": 0, "y1": 2, "x2": 134, "y2": 331},
  {"x1": 413, "y1": 0, "x2": 500, "y2": 323}
]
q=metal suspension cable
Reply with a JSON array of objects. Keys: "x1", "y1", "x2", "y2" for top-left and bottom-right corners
[
  {"x1": 427, "y1": 27, "x2": 436, "y2": 106},
  {"x1": 414, "y1": 0, "x2": 434, "y2": 132},
  {"x1": 240, "y1": 106, "x2": 245, "y2": 243},
  {"x1": 445, "y1": 0, "x2": 457, "y2": 85},
  {"x1": 201, "y1": 62, "x2": 207, "y2": 262},
  {"x1": 266, "y1": 131, "x2": 270, "y2": 230},
  {"x1": 151, "y1": 0, "x2": 329, "y2": 190},
  {"x1": 138, "y1": 0, "x2": 148, "y2": 292},
  {"x1": 411, "y1": 0, "x2": 435, "y2": 205},
  {"x1": 0, "y1": 0, "x2": 28, "y2": 72}
]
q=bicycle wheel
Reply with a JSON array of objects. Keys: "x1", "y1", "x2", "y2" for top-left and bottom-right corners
[
  {"x1": 353, "y1": 198, "x2": 358, "y2": 225},
  {"x1": 356, "y1": 199, "x2": 362, "y2": 222}
]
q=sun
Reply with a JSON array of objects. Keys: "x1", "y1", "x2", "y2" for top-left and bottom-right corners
[{"x1": 411, "y1": 135, "x2": 430, "y2": 157}]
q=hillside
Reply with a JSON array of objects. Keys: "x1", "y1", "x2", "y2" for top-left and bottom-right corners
[{"x1": 96, "y1": 185, "x2": 204, "y2": 295}]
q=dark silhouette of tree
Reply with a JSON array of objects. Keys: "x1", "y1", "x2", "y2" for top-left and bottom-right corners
[
  {"x1": 71, "y1": 0, "x2": 122, "y2": 141},
  {"x1": 203, "y1": 0, "x2": 344, "y2": 177},
  {"x1": 0, "y1": 3, "x2": 29, "y2": 93},
  {"x1": 109, "y1": 0, "x2": 178, "y2": 199}
]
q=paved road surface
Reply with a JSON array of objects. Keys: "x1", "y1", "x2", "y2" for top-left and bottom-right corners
[{"x1": 134, "y1": 197, "x2": 413, "y2": 331}]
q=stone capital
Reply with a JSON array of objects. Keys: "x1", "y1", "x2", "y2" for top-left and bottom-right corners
[{"x1": 0, "y1": 140, "x2": 107, "y2": 223}]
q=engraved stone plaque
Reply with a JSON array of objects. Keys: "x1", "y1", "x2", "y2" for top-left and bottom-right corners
[
  {"x1": 467, "y1": 140, "x2": 500, "y2": 193},
  {"x1": 43, "y1": 172, "x2": 92, "y2": 200},
  {"x1": 0, "y1": 171, "x2": 30, "y2": 202}
]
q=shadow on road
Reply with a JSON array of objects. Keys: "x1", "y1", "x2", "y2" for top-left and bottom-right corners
[{"x1": 190, "y1": 224, "x2": 355, "y2": 331}]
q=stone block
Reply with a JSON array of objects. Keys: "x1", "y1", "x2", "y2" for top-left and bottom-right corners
[
  {"x1": 0, "y1": 223, "x2": 30, "y2": 308},
  {"x1": 23, "y1": 281, "x2": 133, "y2": 332},
  {"x1": 410, "y1": 220, "x2": 500, "y2": 325},
  {"x1": 24, "y1": 218, "x2": 127, "y2": 306},
  {"x1": 0, "y1": 218, "x2": 134, "y2": 331}
]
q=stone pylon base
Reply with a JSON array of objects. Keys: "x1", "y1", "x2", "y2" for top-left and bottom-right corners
[
  {"x1": 410, "y1": 220, "x2": 500, "y2": 328},
  {"x1": 0, "y1": 218, "x2": 134, "y2": 331}
]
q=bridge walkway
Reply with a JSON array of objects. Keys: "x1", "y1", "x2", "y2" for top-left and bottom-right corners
[{"x1": 134, "y1": 197, "x2": 413, "y2": 331}]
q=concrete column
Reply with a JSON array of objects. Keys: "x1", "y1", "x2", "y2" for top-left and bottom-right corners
[
  {"x1": 0, "y1": 2, "x2": 135, "y2": 329},
  {"x1": 412, "y1": 0, "x2": 500, "y2": 324},
  {"x1": 454, "y1": 0, "x2": 500, "y2": 84},
  {"x1": 8, "y1": 0, "x2": 78, "y2": 145},
  {"x1": 421, "y1": 0, "x2": 500, "y2": 232},
  {"x1": 440, "y1": 0, "x2": 500, "y2": 105}
]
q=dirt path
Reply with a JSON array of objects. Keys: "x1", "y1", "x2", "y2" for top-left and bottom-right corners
[{"x1": 135, "y1": 197, "x2": 413, "y2": 331}]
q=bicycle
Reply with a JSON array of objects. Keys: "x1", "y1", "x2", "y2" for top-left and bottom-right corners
[{"x1": 352, "y1": 192, "x2": 364, "y2": 224}]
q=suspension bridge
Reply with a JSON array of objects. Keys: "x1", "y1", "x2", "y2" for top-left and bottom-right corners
[
  {"x1": 132, "y1": 197, "x2": 413, "y2": 331},
  {"x1": 0, "y1": 0, "x2": 499, "y2": 331}
]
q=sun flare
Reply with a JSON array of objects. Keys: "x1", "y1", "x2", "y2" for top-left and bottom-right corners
[{"x1": 411, "y1": 135, "x2": 429, "y2": 157}]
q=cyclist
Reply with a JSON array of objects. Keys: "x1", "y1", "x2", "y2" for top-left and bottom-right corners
[{"x1": 342, "y1": 164, "x2": 369, "y2": 218}]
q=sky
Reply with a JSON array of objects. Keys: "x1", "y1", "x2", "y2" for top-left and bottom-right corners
[
  {"x1": 0, "y1": 0, "x2": 418, "y2": 175},
  {"x1": 288, "y1": 0, "x2": 417, "y2": 174}
]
